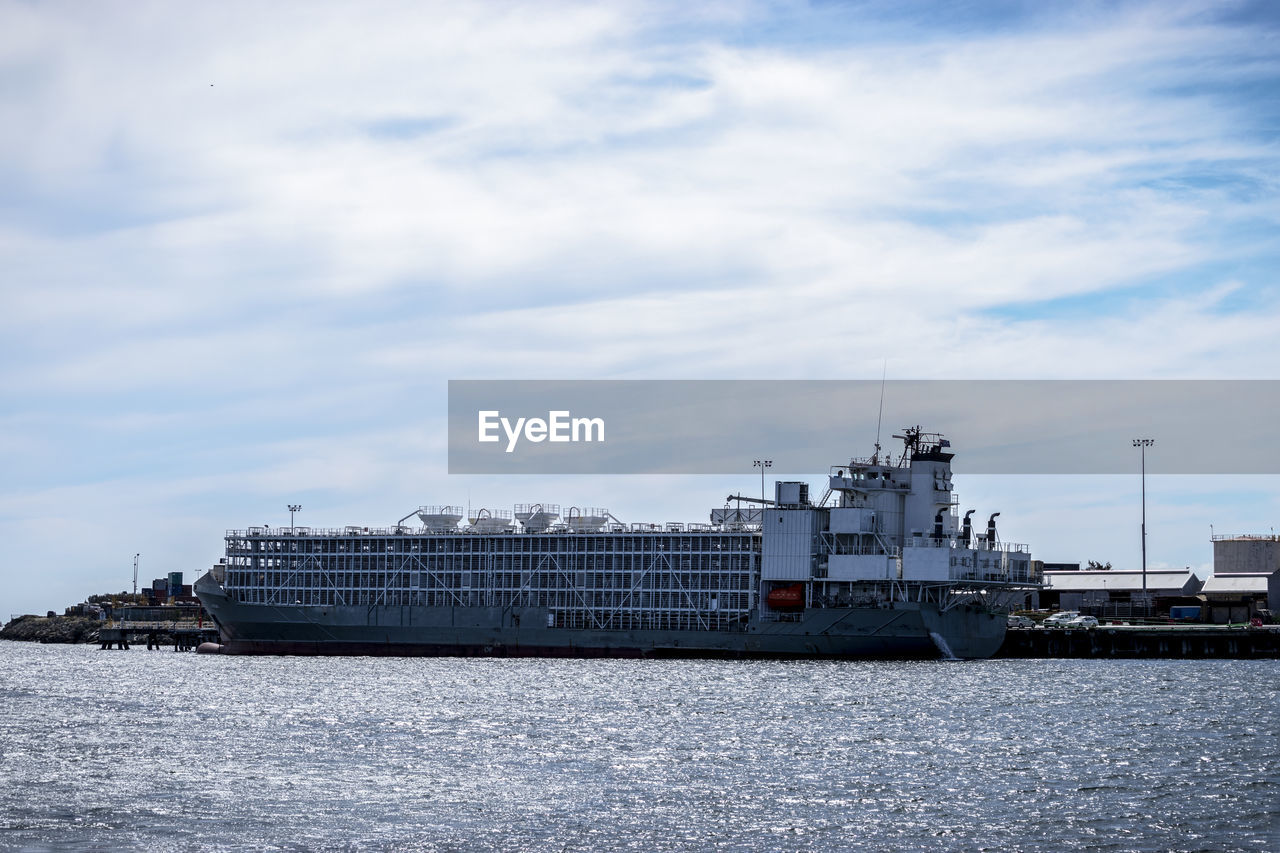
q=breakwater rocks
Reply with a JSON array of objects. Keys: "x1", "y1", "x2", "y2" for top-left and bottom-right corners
[{"x1": 1, "y1": 615, "x2": 101, "y2": 644}]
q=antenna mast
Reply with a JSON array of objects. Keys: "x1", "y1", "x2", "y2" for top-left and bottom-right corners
[{"x1": 873, "y1": 361, "x2": 887, "y2": 463}]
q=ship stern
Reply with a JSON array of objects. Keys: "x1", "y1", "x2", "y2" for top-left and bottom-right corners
[{"x1": 920, "y1": 604, "x2": 1007, "y2": 660}]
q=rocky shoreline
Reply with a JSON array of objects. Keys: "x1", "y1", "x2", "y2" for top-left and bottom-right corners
[{"x1": 1, "y1": 615, "x2": 102, "y2": 644}]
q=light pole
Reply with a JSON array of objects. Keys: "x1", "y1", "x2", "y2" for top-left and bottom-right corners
[
  {"x1": 1132, "y1": 438, "x2": 1154, "y2": 612},
  {"x1": 753, "y1": 460, "x2": 772, "y2": 505},
  {"x1": 288, "y1": 504, "x2": 302, "y2": 532}
]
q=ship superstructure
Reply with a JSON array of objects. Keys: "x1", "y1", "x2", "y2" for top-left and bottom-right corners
[
  {"x1": 763, "y1": 427, "x2": 1033, "y2": 615},
  {"x1": 196, "y1": 428, "x2": 1039, "y2": 659}
]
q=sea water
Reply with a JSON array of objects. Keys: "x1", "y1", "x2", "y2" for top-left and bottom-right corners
[{"x1": 0, "y1": 642, "x2": 1276, "y2": 851}]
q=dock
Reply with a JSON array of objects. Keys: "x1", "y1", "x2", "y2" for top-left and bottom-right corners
[
  {"x1": 98, "y1": 621, "x2": 220, "y2": 651},
  {"x1": 998, "y1": 625, "x2": 1280, "y2": 659}
]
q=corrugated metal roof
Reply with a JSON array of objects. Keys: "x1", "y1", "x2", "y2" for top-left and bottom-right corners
[
  {"x1": 1201, "y1": 574, "x2": 1273, "y2": 594},
  {"x1": 1044, "y1": 570, "x2": 1200, "y2": 592}
]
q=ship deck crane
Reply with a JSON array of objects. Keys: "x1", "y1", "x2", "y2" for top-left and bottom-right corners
[{"x1": 725, "y1": 494, "x2": 776, "y2": 506}]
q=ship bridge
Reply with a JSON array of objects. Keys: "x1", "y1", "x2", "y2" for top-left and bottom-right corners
[{"x1": 759, "y1": 427, "x2": 1038, "y2": 616}]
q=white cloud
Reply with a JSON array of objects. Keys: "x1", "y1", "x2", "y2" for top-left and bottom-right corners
[{"x1": 1, "y1": 1, "x2": 1278, "y2": 616}]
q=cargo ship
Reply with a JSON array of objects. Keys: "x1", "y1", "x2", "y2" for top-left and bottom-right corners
[{"x1": 194, "y1": 428, "x2": 1039, "y2": 659}]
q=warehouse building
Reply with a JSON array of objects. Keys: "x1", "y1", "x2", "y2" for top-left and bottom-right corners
[
  {"x1": 1039, "y1": 568, "x2": 1202, "y2": 617},
  {"x1": 1199, "y1": 573, "x2": 1279, "y2": 623},
  {"x1": 1205, "y1": 534, "x2": 1280, "y2": 622}
]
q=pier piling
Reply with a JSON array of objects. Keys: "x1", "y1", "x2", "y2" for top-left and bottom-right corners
[{"x1": 998, "y1": 626, "x2": 1279, "y2": 658}]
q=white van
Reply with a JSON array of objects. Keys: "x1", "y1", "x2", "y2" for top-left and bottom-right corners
[{"x1": 1041, "y1": 611, "x2": 1079, "y2": 628}]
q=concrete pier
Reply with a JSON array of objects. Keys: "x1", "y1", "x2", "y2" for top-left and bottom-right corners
[
  {"x1": 998, "y1": 625, "x2": 1280, "y2": 659},
  {"x1": 98, "y1": 625, "x2": 219, "y2": 651}
]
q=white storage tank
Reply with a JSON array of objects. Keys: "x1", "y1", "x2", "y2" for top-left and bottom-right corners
[
  {"x1": 468, "y1": 509, "x2": 513, "y2": 533},
  {"x1": 515, "y1": 503, "x2": 560, "y2": 533},
  {"x1": 565, "y1": 507, "x2": 608, "y2": 532},
  {"x1": 417, "y1": 505, "x2": 463, "y2": 533}
]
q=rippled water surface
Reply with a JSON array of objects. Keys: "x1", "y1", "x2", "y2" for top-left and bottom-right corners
[{"x1": 0, "y1": 642, "x2": 1276, "y2": 851}]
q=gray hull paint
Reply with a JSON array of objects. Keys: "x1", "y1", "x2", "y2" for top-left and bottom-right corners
[{"x1": 196, "y1": 575, "x2": 1006, "y2": 660}]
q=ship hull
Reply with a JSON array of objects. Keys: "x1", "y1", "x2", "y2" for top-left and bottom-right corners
[{"x1": 195, "y1": 573, "x2": 1006, "y2": 660}]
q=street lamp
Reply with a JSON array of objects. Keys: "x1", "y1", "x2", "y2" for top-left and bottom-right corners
[
  {"x1": 753, "y1": 460, "x2": 772, "y2": 505},
  {"x1": 1132, "y1": 438, "x2": 1154, "y2": 612},
  {"x1": 288, "y1": 504, "x2": 302, "y2": 532}
]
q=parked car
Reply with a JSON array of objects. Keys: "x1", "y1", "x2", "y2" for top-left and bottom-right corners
[
  {"x1": 1007, "y1": 615, "x2": 1035, "y2": 629},
  {"x1": 1041, "y1": 611, "x2": 1079, "y2": 628},
  {"x1": 1065, "y1": 615, "x2": 1099, "y2": 630}
]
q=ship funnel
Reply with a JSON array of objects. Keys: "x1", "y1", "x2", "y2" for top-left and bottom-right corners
[
  {"x1": 961, "y1": 510, "x2": 975, "y2": 546},
  {"x1": 986, "y1": 512, "x2": 1000, "y2": 545},
  {"x1": 933, "y1": 510, "x2": 945, "y2": 540}
]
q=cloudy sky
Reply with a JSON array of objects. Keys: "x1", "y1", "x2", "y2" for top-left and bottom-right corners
[{"x1": 2, "y1": 1, "x2": 1278, "y2": 617}]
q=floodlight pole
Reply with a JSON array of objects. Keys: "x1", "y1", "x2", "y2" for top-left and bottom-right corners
[
  {"x1": 1132, "y1": 439, "x2": 1154, "y2": 609},
  {"x1": 288, "y1": 504, "x2": 302, "y2": 532},
  {"x1": 753, "y1": 460, "x2": 772, "y2": 506}
]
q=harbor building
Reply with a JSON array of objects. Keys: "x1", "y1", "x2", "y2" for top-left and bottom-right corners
[
  {"x1": 1212, "y1": 533, "x2": 1280, "y2": 575},
  {"x1": 1205, "y1": 533, "x2": 1280, "y2": 622},
  {"x1": 1199, "y1": 573, "x2": 1279, "y2": 623},
  {"x1": 1039, "y1": 568, "x2": 1202, "y2": 617}
]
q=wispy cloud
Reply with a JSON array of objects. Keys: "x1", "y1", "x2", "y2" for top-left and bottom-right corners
[{"x1": 1, "y1": 0, "x2": 1277, "y2": 614}]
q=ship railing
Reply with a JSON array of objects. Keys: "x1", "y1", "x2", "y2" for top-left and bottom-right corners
[
  {"x1": 228, "y1": 525, "x2": 452, "y2": 537},
  {"x1": 827, "y1": 496, "x2": 874, "y2": 509},
  {"x1": 1210, "y1": 533, "x2": 1279, "y2": 541},
  {"x1": 945, "y1": 563, "x2": 1042, "y2": 583},
  {"x1": 758, "y1": 611, "x2": 804, "y2": 623},
  {"x1": 905, "y1": 538, "x2": 949, "y2": 549},
  {"x1": 227, "y1": 523, "x2": 726, "y2": 538},
  {"x1": 113, "y1": 620, "x2": 208, "y2": 631},
  {"x1": 229, "y1": 526, "x2": 431, "y2": 537},
  {"x1": 905, "y1": 538, "x2": 993, "y2": 550},
  {"x1": 837, "y1": 456, "x2": 905, "y2": 470},
  {"x1": 826, "y1": 543, "x2": 895, "y2": 556},
  {"x1": 993, "y1": 542, "x2": 1030, "y2": 553},
  {"x1": 948, "y1": 571, "x2": 1042, "y2": 584},
  {"x1": 902, "y1": 539, "x2": 1030, "y2": 554}
]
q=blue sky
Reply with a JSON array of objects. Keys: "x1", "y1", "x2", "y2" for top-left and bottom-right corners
[{"x1": 2, "y1": 0, "x2": 1278, "y2": 617}]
